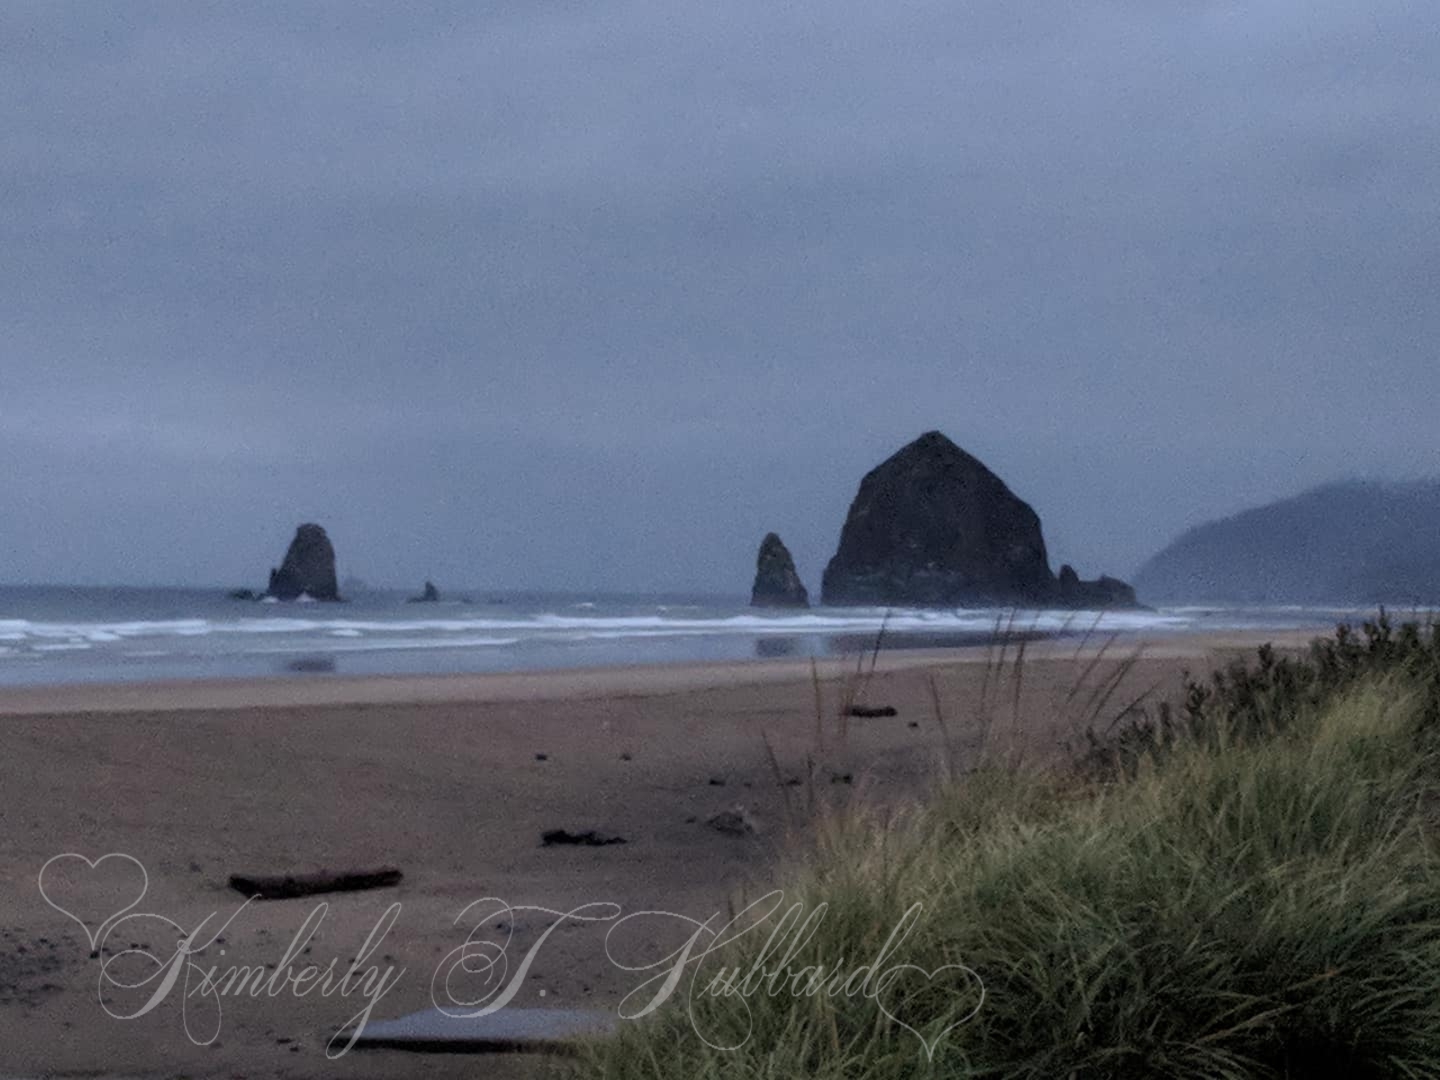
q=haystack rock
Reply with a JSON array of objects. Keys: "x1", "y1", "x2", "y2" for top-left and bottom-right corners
[
  {"x1": 821, "y1": 431, "x2": 1138, "y2": 609},
  {"x1": 750, "y1": 533, "x2": 810, "y2": 608},
  {"x1": 265, "y1": 523, "x2": 341, "y2": 601}
]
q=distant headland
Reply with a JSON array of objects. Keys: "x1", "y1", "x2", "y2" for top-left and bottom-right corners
[{"x1": 1136, "y1": 480, "x2": 1440, "y2": 604}]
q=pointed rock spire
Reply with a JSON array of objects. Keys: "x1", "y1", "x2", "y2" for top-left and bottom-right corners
[{"x1": 750, "y1": 533, "x2": 810, "y2": 608}]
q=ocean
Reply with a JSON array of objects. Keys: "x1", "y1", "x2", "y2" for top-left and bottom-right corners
[{"x1": 0, "y1": 585, "x2": 1396, "y2": 687}]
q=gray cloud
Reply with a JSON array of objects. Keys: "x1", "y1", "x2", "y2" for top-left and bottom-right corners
[{"x1": 2, "y1": 1, "x2": 1437, "y2": 592}]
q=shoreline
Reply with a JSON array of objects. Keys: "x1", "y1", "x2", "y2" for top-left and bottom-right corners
[{"x1": 0, "y1": 628, "x2": 1321, "y2": 717}]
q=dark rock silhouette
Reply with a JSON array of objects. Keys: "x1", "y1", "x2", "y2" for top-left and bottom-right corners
[
  {"x1": 821, "y1": 431, "x2": 1138, "y2": 608},
  {"x1": 706, "y1": 807, "x2": 759, "y2": 837},
  {"x1": 1056, "y1": 569, "x2": 1139, "y2": 609},
  {"x1": 750, "y1": 533, "x2": 810, "y2": 608},
  {"x1": 227, "y1": 588, "x2": 258, "y2": 601},
  {"x1": 265, "y1": 524, "x2": 341, "y2": 601},
  {"x1": 407, "y1": 580, "x2": 441, "y2": 603},
  {"x1": 1135, "y1": 480, "x2": 1440, "y2": 603},
  {"x1": 822, "y1": 431, "x2": 1053, "y2": 605}
]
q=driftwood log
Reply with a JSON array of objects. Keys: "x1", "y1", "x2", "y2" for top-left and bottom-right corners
[
  {"x1": 541, "y1": 829, "x2": 626, "y2": 847},
  {"x1": 845, "y1": 705, "x2": 898, "y2": 718},
  {"x1": 228, "y1": 867, "x2": 403, "y2": 900}
]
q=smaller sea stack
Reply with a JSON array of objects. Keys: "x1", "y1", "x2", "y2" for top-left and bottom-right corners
[
  {"x1": 408, "y1": 580, "x2": 441, "y2": 603},
  {"x1": 751, "y1": 533, "x2": 810, "y2": 608},
  {"x1": 266, "y1": 523, "x2": 341, "y2": 601}
]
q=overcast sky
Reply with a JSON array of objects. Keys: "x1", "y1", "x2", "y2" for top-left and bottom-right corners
[{"x1": 2, "y1": 1, "x2": 1437, "y2": 593}]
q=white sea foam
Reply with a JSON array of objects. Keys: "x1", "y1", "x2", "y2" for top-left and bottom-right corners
[
  {"x1": 0, "y1": 607, "x2": 1194, "y2": 647},
  {"x1": 248, "y1": 636, "x2": 522, "y2": 654},
  {"x1": 0, "y1": 587, "x2": 1357, "y2": 684},
  {"x1": 0, "y1": 619, "x2": 210, "y2": 643},
  {"x1": 0, "y1": 598, "x2": 1291, "y2": 683}
]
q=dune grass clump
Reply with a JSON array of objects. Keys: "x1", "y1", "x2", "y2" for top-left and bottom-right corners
[
  {"x1": 1081, "y1": 611, "x2": 1440, "y2": 776},
  {"x1": 585, "y1": 622, "x2": 1440, "y2": 1079}
]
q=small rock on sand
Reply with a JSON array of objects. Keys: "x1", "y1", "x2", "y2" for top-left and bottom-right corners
[{"x1": 706, "y1": 807, "x2": 759, "y2": 837}]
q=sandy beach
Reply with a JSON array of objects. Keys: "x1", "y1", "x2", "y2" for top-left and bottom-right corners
[{"x1": 0, "y1": 631, "x2": 1314, "y2": 1078}]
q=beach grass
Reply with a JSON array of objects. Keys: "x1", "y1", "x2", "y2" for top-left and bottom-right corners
[{"x1": 583, "y1": 617, "x2": 1440, "y2": 1078}]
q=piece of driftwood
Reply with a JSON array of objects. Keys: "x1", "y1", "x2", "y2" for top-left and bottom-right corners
[
  {"x1": 541, "y1": 829, "x2": 626, "y2": 847},
  {"x1": 846, "y1": 704, "x2": 898, "y2": 718},
  {"x1": 351, "y1": 1005, "x2": 618, "y2": 1054},
  {"x1": 229, "y1": 868, "x2": 403, "y2": 900}
]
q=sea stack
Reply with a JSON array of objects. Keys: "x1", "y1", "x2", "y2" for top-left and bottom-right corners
[
  {"x1": 1055, "y1": 564, "x2": 1138, "y2": 609},
  {"x1": 751, "y1": 533, "x2": 810, "y2": 608},
  {"x1": 266, "y1": 524, "x2": 341, "y2": 601},
  {"x1": 408, "y1": 580, "x2": 441, "y2": 603},
  {"x1": 820, "y1": 431, "x2": 1138, "y2": 608}
]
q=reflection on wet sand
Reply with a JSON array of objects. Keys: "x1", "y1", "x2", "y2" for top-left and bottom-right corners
[{"x1": 753, "y1": 628, "x2": 1060, "y2": 660}]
